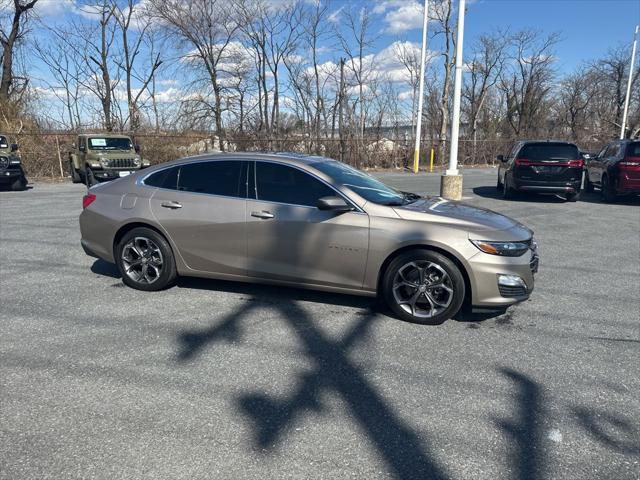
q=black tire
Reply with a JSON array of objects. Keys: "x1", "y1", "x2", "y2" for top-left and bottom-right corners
[
  {"x1": 583, "y1": 170, "x2": 594, "y2": 193},
  {"x1": 70, "y1": 161, "x2": 82, "y2": 183},
  {"x1": 382, "y1": 249, "x2": 465, "y2": 325},
  {"x1": 496, "y1": 172, "x2": 503, "y2": 191},
  {"x1": 601, "y1": 175, "x2": 616, "y2": 203},
  {"x1": 502, "y1": 175, "x2": 515, "y2": 199},
  {"x1": 115, "y1": 227, "x2": 177, "y2": 291},
  {"x1": 10, "y1": 175, "x2": 27, "y2": 191},
  {"x1": 85, "y1": 167, "x2": 97, "y2": 187},
  {"x1": 565, "y1": 191, "x2": 580, "y2": 202}
]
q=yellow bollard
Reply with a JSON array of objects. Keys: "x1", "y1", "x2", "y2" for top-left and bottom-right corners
[
  {"x1": 413, "y1": 148, "x2": 420, "y2": 173},
  {"x1": 429, "y1": 148, "x2": 434, "y2": 173}
]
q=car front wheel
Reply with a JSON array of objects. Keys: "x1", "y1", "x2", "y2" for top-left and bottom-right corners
[
  {"x1": 382, "y1": 250, "x2": 465, "y2": 325},
  {"x1": 115, "y1": 227, "x2": 177, "y2": 291}
]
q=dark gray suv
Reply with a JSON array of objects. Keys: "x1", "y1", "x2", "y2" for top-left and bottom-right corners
[{"x1": 497, "y1": 141, "x2": 584, "y2": 202}]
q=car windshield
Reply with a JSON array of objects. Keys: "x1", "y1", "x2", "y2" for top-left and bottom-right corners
[
  {"x1": 311, "y1": 160, "x2": 410, "y2": 206},
  {"x1": 88, "y1": 137, "x2": 133, "y2": 151},
  {"x1": 518, "y1": 143, "x2": 580, "y2": 160}
]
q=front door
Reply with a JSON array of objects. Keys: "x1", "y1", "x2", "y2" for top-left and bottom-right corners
[
  {"x1": 149, "y1": 160, "x2": 248, "y2": 275},
  {"x1": 246, "y1": 161, "x2": 369, "y2": 289}
]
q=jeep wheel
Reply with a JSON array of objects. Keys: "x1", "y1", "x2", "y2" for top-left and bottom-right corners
[
  {"x1": 85, "y1": 167, "x2": 97, "y2": 187},
  {"x1": 115, "y1": 227, "x2": 177, "y2": 291},
  {"x1": 10, "y1": 175, "x2": 27, "y2": 191},
  {"x1": 70, "y1": 161, "x2": 82, "y2": 183}
]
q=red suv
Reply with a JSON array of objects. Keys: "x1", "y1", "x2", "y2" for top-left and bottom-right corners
[{"x1": 585, "y1": 140, "x2": 640, "y2": 202}]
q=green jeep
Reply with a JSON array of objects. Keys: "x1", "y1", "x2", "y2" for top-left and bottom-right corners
[
  {"x1": 69, "y1": 134, "x2": 150, "y2": 186},
  {"x1": 0, "y1": 134, "x2": 27, "y2": 191}
]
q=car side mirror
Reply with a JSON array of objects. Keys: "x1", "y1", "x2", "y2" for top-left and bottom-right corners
[
  {"x1": 10, "y1": 143, "x2": 18, "y2": 152},
  {"x1": 79, "y1": 145, "x2": 86, "y2": 152},
  {"x1": 317, "y1": 196, "x2": 353, "y2": 213},
  {"x1": 134, "y1": 144, "x2": 140, "y2": 154},
  {"x1": 496, "y1": 154, "x2": 505, "y2": 162}
]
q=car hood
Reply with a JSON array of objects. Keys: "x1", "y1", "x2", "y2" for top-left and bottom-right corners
[{"x1": 393, "y1": 197, "x2": 533, "y2": 240}]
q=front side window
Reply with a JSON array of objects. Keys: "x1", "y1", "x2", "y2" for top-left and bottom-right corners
[
  {"x1": 88, "y1": 137, "x2": 133, "y2": 151},
  {"x1": 311, "y1": 160, "x2": 407, "y2": 206},
  {"x1": 255, "y1": 162, "x2": 335, "y2": 207},
  {"x1": 178, "y1": 161, "x2": 245, "y2": 197}
]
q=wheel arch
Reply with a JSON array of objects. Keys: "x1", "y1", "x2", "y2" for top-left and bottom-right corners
[
  {"x1": 376, "y1": 243, "x2": 472, "y2": 308},
  {"x1": 112, "y1": 221, "x2": 171, "y2": 258}
]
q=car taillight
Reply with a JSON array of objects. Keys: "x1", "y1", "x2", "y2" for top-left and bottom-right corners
[
  {"x1": 567, "y1": 159, "x2": 584, "y2": 167},
  {"x1": 83, "y1": 193, "x2": 96, "y2": 209},
  {"x1": 515, "y1": 158, "x2": 532, "y2": 166}
]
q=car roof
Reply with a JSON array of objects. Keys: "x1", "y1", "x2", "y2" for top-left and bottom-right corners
[
  {"x1": 160, "y1": 151, "x2": 335, "y2": 167},
  {"x1": 78, "y1": 133, "x2": 132, "y2": 138},
  {"x1": 518, "y1": 140, "x2": 578, "y2": 145}
]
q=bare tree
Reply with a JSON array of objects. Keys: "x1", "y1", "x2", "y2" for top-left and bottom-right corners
[
  {"x1": 151, "y1": 0, "x2": 242, "y2": 149},
  {"x1": 499, "y1": 29, "x2": 560, "y2": 137},
  {"x1": 0, "y1": 0, "x2": 38, "y2": 103},
  {"x1": 113, "y1": 0, "x2": 162, "y2": 131}
]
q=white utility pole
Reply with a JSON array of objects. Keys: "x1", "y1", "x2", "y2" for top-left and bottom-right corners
[
  {"x1": 620, "y1": 25, "x2": 639, "y2": 139},
  {"x1": 412, "y1": 0, "x2": 429, "y2": 173},
  {"x1": 440, "y1": 0, "x2": 466, "y2": 200}
]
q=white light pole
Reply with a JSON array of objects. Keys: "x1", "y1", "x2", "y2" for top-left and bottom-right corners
[
  {"x1": 413, "y1": 0, "x2": 429, "y2": 173},
  {"x1": 620, "y1": 25, "x2": 639, "y2": 140},
  {"x1": 440, "y1": 0, "x2": 466, "y2": 200}
]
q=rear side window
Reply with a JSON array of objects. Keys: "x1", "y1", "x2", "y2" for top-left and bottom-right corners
[
  {"x1": 625, "y1": 142, "x2": 640, "y2": 157},
  {"x1": 255, "y1": 162, "x2": 335, "y2": 207},
  {"x1": 177, "y1": 161, "x2": 244, "y2": 197},
  {"x1": 144, "y1": 167, "x2": 178, "y2": 189},
  {"x1": 518, "y1": 143, "x2": 580, "y2": 160}
]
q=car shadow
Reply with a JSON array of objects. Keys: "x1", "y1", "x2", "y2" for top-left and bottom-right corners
[
  {"x1": 90, "y1": 258, "x2": 120, "y2": 278},
  {"x1": 577, "y1": 190, "x2": 640, "y2": 206}
]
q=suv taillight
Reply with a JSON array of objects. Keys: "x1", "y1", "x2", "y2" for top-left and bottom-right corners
[
  {"x1": 514, "y1": 158, "x2": 531, "y2": 166},
  {"x1": 82, "y1": 193, "x2": 96, "y2": 209},
  {"x1": 567, "y1": 159, "x2": 584, "y2": 167}
]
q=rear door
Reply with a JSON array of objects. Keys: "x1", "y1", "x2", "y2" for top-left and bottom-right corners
[
  {"x1": 246, "y1": 161, "x2": 369, "y2": 289},
  {"x1": 149, "y1": 160, "x2": 248, "y2": 275},
  {"x1": 515, "y1": 143, "x2": 582, "y2": 183}
]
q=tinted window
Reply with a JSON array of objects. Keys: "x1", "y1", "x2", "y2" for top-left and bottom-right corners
[
  {"x1": 255, "y1": 162, "x2": 335, "y2": 207},
  {"x1": 311, "y1": 160, "x2": 405, "y2": 205},
  {"x1": 144, "y1": 167, "x2": 178, "y2": 189},
  {"x1": 178, "y1": 161, "x2": 244, "y2": 197},
  {"x1": 626, "y1": 142, "x2": 640, "y2": 157},
  {"x1": 518, "y1": 143, "x2": 580, "y2": 160}
]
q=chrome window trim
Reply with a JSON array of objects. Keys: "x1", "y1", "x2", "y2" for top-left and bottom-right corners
[{"x1": 138, "y1": 157, "x2": 366, "y2": 214}]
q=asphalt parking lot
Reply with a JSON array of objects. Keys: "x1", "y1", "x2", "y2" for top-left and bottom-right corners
[{"x1": 1, "y1": 167, "x2": 638, "y2": 480}]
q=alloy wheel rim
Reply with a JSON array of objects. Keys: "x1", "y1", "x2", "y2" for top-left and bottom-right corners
[
  {"x1": 392, "y1": 260, "x2": 454, "y2": 318},
  {"x1": 121, "y1": 236, "x2": 164, "y2": 284}
]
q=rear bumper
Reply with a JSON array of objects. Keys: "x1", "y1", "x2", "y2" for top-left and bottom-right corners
[
  {"x1": 514, "y1": 179, "x2": 581, "y2": 193},
  {"x1": 617, "y1": 175, "x2": 640, "y2": 194}
]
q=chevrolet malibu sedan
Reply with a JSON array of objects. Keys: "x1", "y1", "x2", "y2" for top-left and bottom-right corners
[{"x1": 80, "y1": 153, "x2": 538, "y2": 324}]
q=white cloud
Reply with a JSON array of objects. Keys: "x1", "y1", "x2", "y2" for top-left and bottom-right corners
[
  {"x1": 374, "y1": 0, "x2": 424, "y2": 34},
  {"x1": 34, "y1": 0, "x2": 78, "y2": 17}
]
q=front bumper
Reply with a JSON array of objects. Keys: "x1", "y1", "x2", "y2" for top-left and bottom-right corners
[
  {"x1": 467, "y1": 248, "x2": 538, "y2": 307},
  {"x1": 91, "y1": 169, "x2": 139, "y2": 182},
  {"x1": 0, "y1": 168, "x2": 24, "y2": 183}
]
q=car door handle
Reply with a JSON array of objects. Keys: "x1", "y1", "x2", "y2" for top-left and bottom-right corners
[
  {"x1": 161, "y1": 201, "x2": 182, "y2": 209},
  {"x1": 251, "y1": 210, "x2": 275, "y2": 219}
]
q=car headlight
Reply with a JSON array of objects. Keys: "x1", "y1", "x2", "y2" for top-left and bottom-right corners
[
  {"x1": 133, "y1": 157, "x2": 141, "y2": 166},
  {"x1": 470, "y1": 239, "x2": 530, "y2": 257}
]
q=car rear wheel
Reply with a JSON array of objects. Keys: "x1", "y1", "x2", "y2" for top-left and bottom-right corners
[
  {"x1": 382, "y1": 250, "x2": 465, "y2": 325},
  {"x1": 565, "y1": 191, "x2": 580, "y2": 202},
  {"x1": 496, "y1": 172, "x2": 503, "y2": 191},
  {"x1": 601, "y1": 175, "x2": 616, "y2": 203},
  {"x1": 115, "y1": 227, "x2": 177, "y2": 291},
  {"x1": 502, "y1": 175, "x2": 515, "y2": 199},
  {"x1": 583, "y1": 171, "x2": 593, "y2": 193}
]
